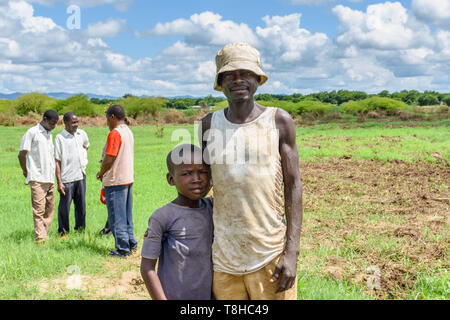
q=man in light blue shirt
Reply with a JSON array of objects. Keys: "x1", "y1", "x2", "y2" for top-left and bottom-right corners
[{"x1": 54, "y1": 112, "x2": 90, "y2": 238}]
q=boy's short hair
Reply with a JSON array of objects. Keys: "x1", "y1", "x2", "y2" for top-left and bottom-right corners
[
  {"x1": 43, "y1": 110, "x2": 59, "y2": 121},
  {"x1": 166, "y1": 144, "x2": 204, "y2": 174}
]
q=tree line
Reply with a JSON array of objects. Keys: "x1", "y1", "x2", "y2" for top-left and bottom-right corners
[{"x1": 0, "y1": 90, "x2": 448, "y2": 121}]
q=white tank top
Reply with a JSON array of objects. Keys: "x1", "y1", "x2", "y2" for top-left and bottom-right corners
[{"x1": 207, "y1": 107, "x2": 286, "y2": 274}]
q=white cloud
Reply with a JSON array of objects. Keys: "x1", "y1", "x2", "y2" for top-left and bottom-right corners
[
  {"x1": 412, "y1": 0, "x2": 450, "y2": 29},
  {"x1": 8, "y1": 0, "x2": 58, "y2": 33},
  {"x1": 256, "y1": 13, "x2": 329, "y2": 67},
  {"x1": 85, "y1": 19, "x2": 127, "y2": 38},
  {"x1": 137, "y1": 11, "x2": 259, "y2": 47},
  {"x1": 333, "y1": 2, "x2": 434, "y2": 50},
  {"x1": 329, "y1": 1, "x2": 450, "y2": 91}
]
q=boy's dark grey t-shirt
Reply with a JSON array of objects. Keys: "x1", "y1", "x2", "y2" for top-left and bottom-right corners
[{"x1": 141, "y1": 198, "x2": 214, "y2": 300}]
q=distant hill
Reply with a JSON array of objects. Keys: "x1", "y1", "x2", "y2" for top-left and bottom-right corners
[
  {"x1": 0, "y1": 92, "x2": 210, "y2": 100},
  {"x1": 0, "y1": 92, "x2": 119, "y2": 100}
]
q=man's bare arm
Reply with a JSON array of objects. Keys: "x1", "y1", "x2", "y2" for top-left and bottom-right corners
[
  {"x1": 199, "y1": 113, "x2": 212, "y2": 151},
  {"x1": 55, "y1": 160, "x2": 65, "y2": 196},
  {"x1": 96, "y1": 154, "x2": 116, "y2": 181},
  {"x1": 18, "y1": 150, "x2": 28, "y2": 178},
  {"x1": 271, "y1": 108, "x2": 303, "y2": 293}
]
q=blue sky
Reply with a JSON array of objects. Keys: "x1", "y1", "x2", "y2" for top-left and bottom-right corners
[{"x1": 0, "y1": 0, "x2": 448, "y2": 97}]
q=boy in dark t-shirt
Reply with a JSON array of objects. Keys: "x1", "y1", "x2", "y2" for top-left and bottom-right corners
[{"x1": 140, "y1": 144, "x2": 213, "y2": 300}]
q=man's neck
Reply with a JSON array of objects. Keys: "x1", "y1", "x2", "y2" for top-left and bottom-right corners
[
  {"x1": 40, "y1": 121, "x2": 50, "y2": 132},
  {"x1": 110, "y1": 120, "x2": 125, "y2": 130},
  {"x1": 227, "y1": 99, "x2": 254, "y2": 122},
  {"x1": 226, "y1": 99, "x2": 262, "y2": 124}
]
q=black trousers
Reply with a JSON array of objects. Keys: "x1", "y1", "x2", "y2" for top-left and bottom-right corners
[{"x1": 57, "y1": 176, "x2": 86, "y2": 235}]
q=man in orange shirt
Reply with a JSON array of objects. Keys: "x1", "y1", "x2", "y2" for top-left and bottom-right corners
[{"x1": 97, "y1": 105, "x2": 137, "y2": 257}]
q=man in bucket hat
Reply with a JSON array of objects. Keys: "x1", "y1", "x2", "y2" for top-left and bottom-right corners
[{"x1": 200, "y1": 42, "x2": 303, "y2": 300}]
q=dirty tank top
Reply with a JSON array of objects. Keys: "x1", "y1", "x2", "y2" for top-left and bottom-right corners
[{"x1": 207, "y1": 107, "x2": 286, "y2": 274}]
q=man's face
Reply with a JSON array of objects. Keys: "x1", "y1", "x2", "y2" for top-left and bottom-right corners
[
  {"x1": 220, "y1": 69, "x2": 259, "y2": 103},
  {"x1": 106, "y1": 113, "x2": 115, "y2": 130},
  {"x1": 65, "y1": 116, "x2": 79, "y2": 134},
  {"x1": 42, "y1": 118, "x2": 58, "y2": 131}
]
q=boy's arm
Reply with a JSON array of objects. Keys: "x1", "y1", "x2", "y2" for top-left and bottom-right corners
[
  {"x1": 140, "y1": 257, "x2": 167, "y2": 300},
  {"x1": 271, "y1": 108, "x2": 303, "y2": 293}
]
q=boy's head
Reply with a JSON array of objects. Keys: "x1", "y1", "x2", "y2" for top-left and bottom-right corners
[{"x1": 166, "y1": 144, "x2": 210, "y2": 200}]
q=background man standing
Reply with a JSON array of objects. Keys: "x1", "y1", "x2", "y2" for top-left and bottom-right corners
[
  {"x1": 54, "y1": 112, "x2": 90, "y2": 239},
  {"x1": 18, "y1": 110, "x2": 59, "y2": 243},
  {"x1": 201, "y1": 42, "x2": 303, "y2": 300},
  {"x1": 96, "y1": 105, "x2": 137, "y2": 257}
]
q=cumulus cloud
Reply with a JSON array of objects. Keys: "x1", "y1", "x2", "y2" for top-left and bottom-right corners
[
  {"x1": 136, "y1": 11, "x2": 259, "y2": 47},
  {"x1": 330, "y1": 1, "x2": 449, "y2": 90},
  {"x1": 256, "y1": 13, "x2": 329, "y2": 67},
  {"x1": 412, "y1": 0, "x2": 450, "y2": 29},
  {"x1": 333, "y1": 2, "x2": 434, "y2": 50},
  {"x1": 85, "y1": 18, "x2": 127, "y2": 38}
]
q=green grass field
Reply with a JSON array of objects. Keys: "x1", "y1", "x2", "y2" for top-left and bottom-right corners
[{"x1": 0, "y1": 120, "x2": 448, "y2": 299}]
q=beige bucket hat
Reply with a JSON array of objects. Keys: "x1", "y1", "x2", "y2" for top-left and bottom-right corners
[{"x1": 214, "y1": 42, "x2": 268, "y2": 91}]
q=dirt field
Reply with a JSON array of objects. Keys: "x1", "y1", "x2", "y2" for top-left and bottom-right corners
[{"x1": 300, "y1": 159, "x2": 449, "y2": 299}]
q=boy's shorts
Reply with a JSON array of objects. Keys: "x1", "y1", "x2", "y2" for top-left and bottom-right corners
[{"x1": 212, "y1": 254, "x2": 298, "y2": 300}]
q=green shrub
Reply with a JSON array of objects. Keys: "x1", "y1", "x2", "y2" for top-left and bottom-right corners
[
  {"x1": 118, "y1": 96, "x2": 167, "y2": 118},
  {"x1": 257, "y1": 100, "x2": 299, "y2": 115},
  {"x1": 0, "y1": 100, "x2": 17, "y2": 126},
  {"x1": 0, "y1": 99, "x2": 13, "y2": 114},
  {"x1": 56, "y1": 94, "x2": 95, "y2": 117},
  {"x1": 341, "y1": 97, "x2": 407, "y2": 115},
  {"x1": 13, "y1": 92, "x2": 57, "y2": 115},
  {"x1": 182, "y1": 109, "x2": 200, "y2": 117},
  {"x1": 296, "y1": 100, "x2": 332, "y2": 116},
  {"x1": 340, "y1": 100, "x2": 366, "y2": 114},
  {"x1": 418, "y1": 94, "x2": 439, "y2": 106},
  {"x1": 440, "y1": 94, "x2": 450, "y2": 106}
]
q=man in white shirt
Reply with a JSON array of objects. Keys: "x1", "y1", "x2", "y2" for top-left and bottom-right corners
[
  {"x1": 18, "y1": 110, "x2": 59, "y2": 243},
  {"x1": 55, "y1": 112, "x2": 90, "y2": 238}
]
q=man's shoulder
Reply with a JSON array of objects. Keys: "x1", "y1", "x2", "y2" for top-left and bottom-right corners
[
  {"x1": 200, "y1": 112, "x2": 214, "y2": 125},
  {"x1": 76, "y1": 128, "x2": 87, "y2": 135},
  {"x1": 26, "y1": 124, "x2": 40, "y2": 134},
  {"x1": 274, "y1": 107, "x2": 295, "y2": 128},
  {"x1": 55, "y1": 130, "x2": 66, "y2": 138}
]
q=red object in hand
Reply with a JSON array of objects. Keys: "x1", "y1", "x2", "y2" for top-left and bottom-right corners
[{"x1": 100, "y1": 187, "x2": 106, "y2": 205}]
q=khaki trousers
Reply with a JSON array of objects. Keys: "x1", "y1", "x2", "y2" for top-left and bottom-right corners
[
  {"x1": 213, "y1": 255, "x2": 298, "y2": 300},
  {"x1": 30, "y1": 181, "x2": 55, "y2": 241}
]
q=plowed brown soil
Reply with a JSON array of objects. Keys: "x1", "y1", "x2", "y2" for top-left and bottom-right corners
[{"x1": 300, "y1": 159, "x2": 449, "y2": 299}]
